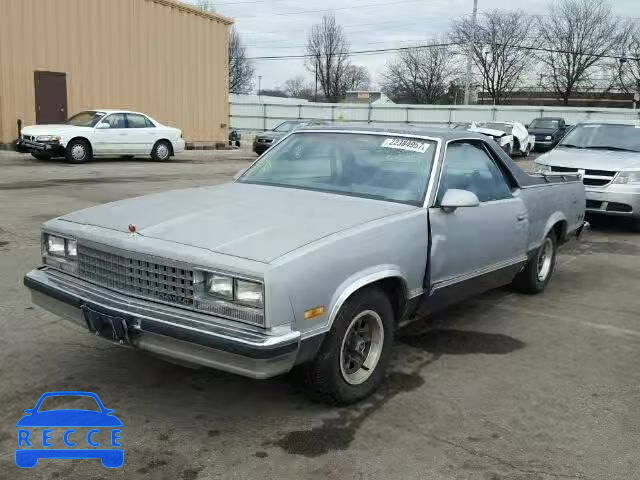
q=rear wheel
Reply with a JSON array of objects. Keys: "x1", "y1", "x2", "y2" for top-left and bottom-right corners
[
  {"x1": 512, "y1": 232, "x2": 557, "y2": 294},
  {"x1": 151, "y1": 140, "x2": 172, "y2": 161},
  {"x1": 303, "y1": 287, "x2": 395, "y2": 405},
  {"x1": 65, "y1": 139, "x2": 92, "y2": 164}
]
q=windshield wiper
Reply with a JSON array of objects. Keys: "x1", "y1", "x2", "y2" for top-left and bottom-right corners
[{"x1": 582, "y1": 146, "x2": 640, "y2": 153}]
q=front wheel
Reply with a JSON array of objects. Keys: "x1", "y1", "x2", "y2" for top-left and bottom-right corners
[
  {"x1": 65, "y1": 139, "x2": 92, "y2": 164},
  {"x1": 512, "y1": 233, "x2": 557, "y2": 294},
  {"x1": 151, "y1": 140, "x2": 172, "y2": 161},
  {"x1": 303, "y1": 287, "x2": 395, "y2": 405}
]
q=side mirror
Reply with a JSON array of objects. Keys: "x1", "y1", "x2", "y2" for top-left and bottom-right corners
[
  {"x1": 95, "y1": 122, "x2": 110, "y2": 129},
  {"x1": 440, "y1": 189, "x2": 480, "y2": 213}
]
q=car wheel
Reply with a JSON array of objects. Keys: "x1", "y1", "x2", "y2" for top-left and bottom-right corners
[
  {"x1": 151, "y1": 140, "x2": 172, "y2": 161},
  {"x1": 522, "y1": 145, "x2": 531, "y2": 157},
  {"x1": 31, "y1": 152, "x2": 50, "y2": 160},
  {"x1": 504, "y1": 144, "x2": 512, "y2": 157},
  {"x1": 303, "y1": 287, "x2": 395, "y2": 405},
  {"x1": 512, "y1": 232, "x2": 557, "y2": 294},
  {"x1": 235, "y1": 140, "x2": 241, "y2": 147},
  {"x1": 65, "y1": 139, "x2": 92, "y2": 164}
]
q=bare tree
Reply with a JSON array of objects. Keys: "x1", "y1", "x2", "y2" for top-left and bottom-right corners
[
  {"x1": 538, "y1": 0, "x2": 622, "y2": 105},
  {"x1": 194, "y1": 0, "x2": 215, "y2": 12},
  {"x1": 616, "y1": 23, "x2": 640, "y2": 95},
  {"x1": 228, "y1": 27, "x2": 255, "y2": 94},
  {"x1": 381, "y1": 42, "x2": 452, "y2": 104},
  {"x1": 340, "y1": 65, "x2": 371, "y2": 93},
  {"x1": 306, "y1": 14, "x2": 360, "y2": 102},
  {"x1": 284, "y1": 76, "x2": 315, "y2": 99},
  {"x1": 452, "y1": 10, "x2": 535, "y2": 105}
]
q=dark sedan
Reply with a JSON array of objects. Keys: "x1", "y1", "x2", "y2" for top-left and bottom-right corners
[
  {"x1": 253, "y1": 120, "x2": 326, "y2": 155},
  {"x1": 528, "y1": 117, "x2": 568, "y2": 152}
]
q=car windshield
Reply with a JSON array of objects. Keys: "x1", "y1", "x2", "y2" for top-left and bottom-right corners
[
  {"x1": 478, "y1": 122, "x2": 512, "y2": 134},
  {"x1": 238, "y1": 132, "x2": 437, "y2": 205},
  {"x1": 559, "y1": 124, "x2": 640, "y2": 152},
  {"x1": 65, "y1": 111, "x2": 106, "y2": 127},
  {"x1": 273, "y1": 121, "x2": 301, "y2": 132},
  {"x1": 37, "y1": 395, "x2": 101, "y2": 412},
  {"x1": 530, "y1": 119, "x2": 560, "y2": 129}
]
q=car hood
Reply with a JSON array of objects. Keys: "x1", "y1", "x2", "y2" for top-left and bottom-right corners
[
  {"x1": 21, "y1": 124, "x2": 92, "y2": 136},
  {"x1": 59, "y1": 183, "x2": 415, "y2": 263},
  {"x1": 468, "y1": 127, "x2": 508, "y2": 137},
  {"x1": 16, "y1": 410, "x2": 123, "y2": 427},
  {"x1": 536, "y1": 147, "x2": 640, "y2": 170},
  {"x1": 256, "y1": 132, "x2": 286, "y2": 141}
]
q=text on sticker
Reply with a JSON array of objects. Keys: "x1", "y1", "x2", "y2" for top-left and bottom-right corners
[{"x1": 381, "y1": 138, "x2": 430, "y2": 153}]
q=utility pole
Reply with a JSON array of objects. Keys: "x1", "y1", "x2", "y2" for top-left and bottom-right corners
[
  {"x1": 258, "y1": 75, "x2": 262, "y2": 102},
  {"x1": 314, "y1": 63, "x2": 318, "y2": 102},
  {"x1": 463, "y1": 0, "x2": 478, "y2": 105}
]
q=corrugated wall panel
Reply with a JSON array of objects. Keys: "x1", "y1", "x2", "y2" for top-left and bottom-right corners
[{"x1": 1, "y1": 0, "x2": 230, "y2": 145}]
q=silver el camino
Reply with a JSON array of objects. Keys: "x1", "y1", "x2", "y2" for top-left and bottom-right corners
[{"x1": 25, "y1": 126, "x2": 587, "y2": 404}]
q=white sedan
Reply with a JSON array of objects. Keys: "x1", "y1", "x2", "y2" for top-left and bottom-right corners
[{"x1": 16, "y1": 110, "x2": 185, "y2": 163}]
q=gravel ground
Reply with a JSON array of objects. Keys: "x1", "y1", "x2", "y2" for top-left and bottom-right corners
[{"x1": 0, "y1": 149, "x2": 638, "y2": 480}]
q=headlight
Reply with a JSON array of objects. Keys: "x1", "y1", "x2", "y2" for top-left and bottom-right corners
[
  {"x1": 206, "y1": 274, "x2": 233, "y2": 300},
  {"x1": 613, "y1": 171, "x2": 640, "y2": 184},
  {"x1": 234, "y1": 279, "x2": 264, "y2": 308},
  {"x1": 36, "y1": 135, "x2": 60, "y2": 142},
  {"x1": 535, "y1": 164, "x2": 552, "y2": 174},
  {"x1": 545, "y1": 135, "x2": 552, "y2": 140},
  {"x1": 46, "y1": 235, "x2": 66, "y2": 256}
]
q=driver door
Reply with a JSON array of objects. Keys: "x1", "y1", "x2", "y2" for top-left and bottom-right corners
[{"x1": 425, "y1": 140, "x2": 528, "y2": 312}]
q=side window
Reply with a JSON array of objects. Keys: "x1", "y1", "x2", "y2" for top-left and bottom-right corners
[
  {"x1": 126, "y1": 114, "x2": 153, "y2": 128},
  {"x1": 437, "y1": 141, "x2": 513, "y2": 204},
  {"x1": 102, "y1": 113, "x2": 126, "y2": 129}
]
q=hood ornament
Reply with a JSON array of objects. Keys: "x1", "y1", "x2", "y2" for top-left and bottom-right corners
[{"x1": 128, "y1": 224, "x2": 137, "y2": 236}]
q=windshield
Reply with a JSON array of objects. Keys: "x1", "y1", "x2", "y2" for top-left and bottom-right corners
[
  {"x1": 530, "y1": 119, "x2": 560, "y2": 129},
  {"x1": 478, "y1": 122, "x2": 512, "y2": 134},
  {"x1": 273, "y1": 121, "x2": 301, "y2": 132},
  {"x1": 65, "y1": 111, "x2": 106, "y2": 127},
  {"x1": 559, "y1": 124, "x2": 640, "y2": 152},
  {"x1": 238, "y1": 132, "x2": 437, "y2": 205}
]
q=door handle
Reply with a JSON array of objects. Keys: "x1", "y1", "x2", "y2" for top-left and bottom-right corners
[{"x1": 517, "y1": 214, "x2": 527, "y2": 221}]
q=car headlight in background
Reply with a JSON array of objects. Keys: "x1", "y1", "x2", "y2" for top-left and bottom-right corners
[
  {"x1": 35, "y1": 135, "x2": 61, "y2": 142},
  {"x1": 534, "y1": 164, "x2": 552, "y2": 174},
  {"x1": 613, "y1": 171, "x2": 640, "y2": 185}
]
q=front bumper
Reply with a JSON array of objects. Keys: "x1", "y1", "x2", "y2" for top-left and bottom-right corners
[
  {"x1": 24, "y1": 268, "x2": 303, "y2": 379},
  {"x1": 585, "y1": 186, "x2": 640, "y2": 219},
  {"x1": 15, "y1": 139, "x2": 65, "y2": 155}
]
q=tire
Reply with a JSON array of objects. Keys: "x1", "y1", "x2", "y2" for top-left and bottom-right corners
[
  {"x1": 31, "y1": 152, "x2": 50, "y2": 160},
  {"x1": 65, "y1": 139, "x2": 92, "y2": 164},
  {"x1": 522, "y1": 144, "x2": 531, "y2": 157},
  {"x1": 504, "y1": 144, "x2": 513, "y2": 157},
  {"x1": 151, "y1": 140, "x2": 172, "y2": 161},
  {"x1": 303, "y1": 287, "x2": 395, "y2": 405},
  {"x1": 235, "y1": 140, "x2": 241, "y2": 148},
  {"x1": 512, "y1": 232, "x2": 557, "y2": 294}
]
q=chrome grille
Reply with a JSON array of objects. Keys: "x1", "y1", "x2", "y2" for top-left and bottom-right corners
[
  {"x1": 550, "y1": 166, "x2": 617, "y2": 187},
  {"x1": 78, "y1": 245, "x2": 195, "y2": 307}
]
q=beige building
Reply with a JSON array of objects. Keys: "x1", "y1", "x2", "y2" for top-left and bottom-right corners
[{"x1": 0, "y1": 0, "x2": 232, "y2": 147}]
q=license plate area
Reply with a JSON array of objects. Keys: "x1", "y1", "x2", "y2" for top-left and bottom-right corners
[{"x1": 82, "y1": 304, "x2": 133, "y2": 344}]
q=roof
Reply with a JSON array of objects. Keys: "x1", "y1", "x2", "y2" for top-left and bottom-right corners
[
  {"x1": 149, "y1": 0, "x2": 233, "y2": 25},
  {"x1": 299, "y1": 124, "x2": 490, "y2": 141}
]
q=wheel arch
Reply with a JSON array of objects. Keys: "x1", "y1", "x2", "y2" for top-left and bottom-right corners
[
  {"x1": 66, "y1": 136, "x2": 92, "y2": 150},
  {"x1": 326, "y1": 267, "x2": 410, "y2": 331},
  {"x1": 542, "y1": 212, "x2": 568, "y2": 246},
  {"x1": 154, "y1": 138, "x2": 174, "y2": 156}
]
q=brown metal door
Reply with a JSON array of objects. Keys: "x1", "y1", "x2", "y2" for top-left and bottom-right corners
[{"x1": 34, "y1": 71, "x2": 68, "y2": 124}]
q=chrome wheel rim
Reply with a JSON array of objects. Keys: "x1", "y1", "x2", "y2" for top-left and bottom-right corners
[
  {"x1": 156, "y1": 144, "x2": 169, "y2": 159},
  {"x1": 339, "y1": 310, "x2": 384, "y2": 385},
  {"x1": 71, "y1": 144, "x2": 86, "y2": 161},
  {"x1": 537, "y1": 237, "x2": 553, "y2": 282}
]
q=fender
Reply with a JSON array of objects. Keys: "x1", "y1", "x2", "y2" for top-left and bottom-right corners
[
  {"x1": 541, "y1": 211, "x2": 567, "y2": 246},
  {"x1": 325, "y1": 265, "x2": 410, "y2": 332}
]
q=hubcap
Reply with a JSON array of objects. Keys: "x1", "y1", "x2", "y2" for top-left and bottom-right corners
[
  {"x1": 71, "y1": 144, "x2": 86, "y2": 161},
  {"x1": 157, "y1": 144, "x2": 169, "y2": 159},
  {"x1": 339, "y1": 310, "x2": 384, "y2": 385},
  {"x1": 537, "y1": 237, "x2": 553, "y2": 282}
]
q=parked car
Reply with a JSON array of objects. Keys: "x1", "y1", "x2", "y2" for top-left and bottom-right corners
[
  {"x1": 473, "y1": 121, "x2": 535, "y2": 157},
  {"x1": 24, "y1": 126, "x2": 587, "y2": 404},
  {"x1": 253, "y1": 120, "x2": 326, "y2": 155},
  {"x1": 535, "y1": 120, "x2": 640, "y2": 230},
  {"x1": 16, "y1": 110, "x2": 185, "y2": 163},
  {"x1": 527, "y1": 117, "x2": 568, "y2": 151},
  {"x1": 229, "y1": 129, "x2": 241, "y2": 148}
]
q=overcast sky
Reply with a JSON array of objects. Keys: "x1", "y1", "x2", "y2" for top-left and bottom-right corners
[{"x1": 184, "y1": 0, "x2": 638, "y2": 91}]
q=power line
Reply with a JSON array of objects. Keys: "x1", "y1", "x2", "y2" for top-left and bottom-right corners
[
  {"x1": 249, "y1": 38, "x2": 432, "y2": 50},
  {"x1": 240, "y1": 19, "x2": 433, "y2": 38},
  {"x1": 232, "y1": 0, "x2": 423, "y2": 19}
]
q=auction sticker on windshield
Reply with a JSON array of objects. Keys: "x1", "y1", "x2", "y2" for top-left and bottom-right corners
[{"x1": 381, "y1": 138, "x2": 430, "y2": 153}]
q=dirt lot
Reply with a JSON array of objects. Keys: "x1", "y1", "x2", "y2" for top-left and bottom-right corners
[{"x1": 0, "y1": 149, "x2": 639, "y2": 480}]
